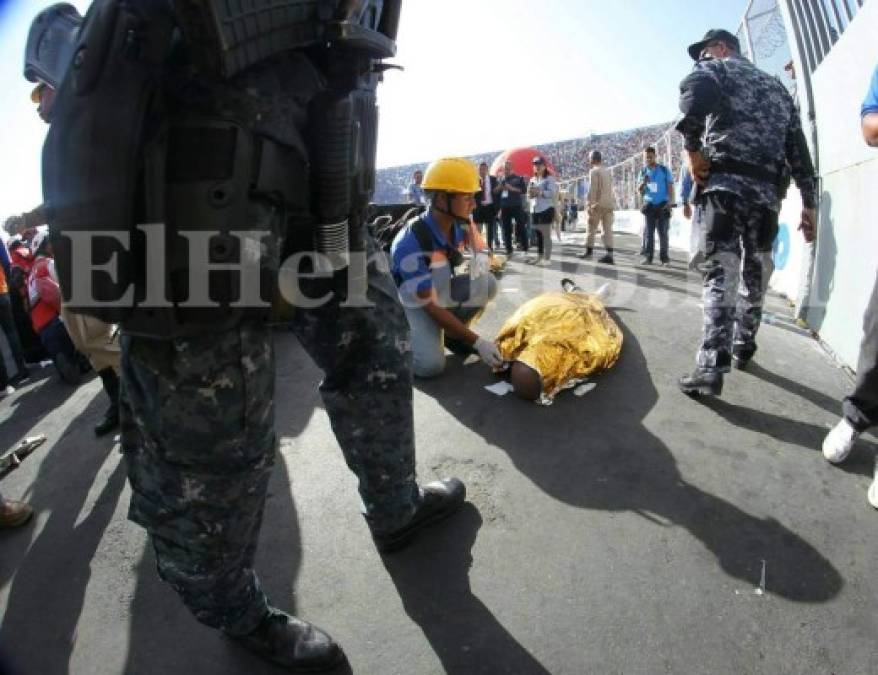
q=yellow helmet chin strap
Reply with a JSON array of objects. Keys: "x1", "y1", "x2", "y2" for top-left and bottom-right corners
[{"x1": 430, "y1": 192, "x2": 470, "y2": 227}]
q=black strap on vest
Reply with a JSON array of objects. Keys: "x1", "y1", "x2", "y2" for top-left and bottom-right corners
[
  {"x1": 392, "y1": 217, "x2": 464, "y2": 287},
  {"x1": 711, "y1": 158, "x2": 780, "y2": 185}
]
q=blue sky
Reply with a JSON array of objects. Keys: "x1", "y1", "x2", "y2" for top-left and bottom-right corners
[{"x1": 0, "y1": 0, "x2": 745, "y2": 219}]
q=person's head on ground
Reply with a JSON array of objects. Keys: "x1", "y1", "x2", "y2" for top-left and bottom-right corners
[
  {"x1": 412, "y1": 169, "x2": 423, "y2": 186},
  {"x1": 478, "y1": 162, "x2": 489, "y2": 178},
  {"x1": 422, "y1": 157, "x2": 479, "y2": 227},
  {"x1": 504, "y1": 160, "x2": 515, "y2": 177},
  {"x1": 644, "y1": 146, "x2": 657, "y2": 168},
  {"x1": 589, "y1": 150, "x2": 602, "y2": 167},
  {"x1": 510, "y1": 361, "x2": 543, "y2": 401},
  {"x1": 687, "y1": 28, "x2": 740, "y2": 62}
]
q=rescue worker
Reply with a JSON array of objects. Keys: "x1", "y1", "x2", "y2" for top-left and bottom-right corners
[
  {"x1": 675, "y1": 29, "x2": 817, "y2": 396},
  {"x1": 390, "y1": 157, "x2": 501, "y2": 378},
  {"x1": 28, "y1": 2, "x2": 465, "y2": 671}
]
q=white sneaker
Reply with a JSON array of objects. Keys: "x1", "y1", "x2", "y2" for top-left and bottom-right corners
[
  {"x1": 0, "y1": 385, "x2": 14, "y2": 399},
  {"x1": 822, "y1": 419, "x2": 859, "y2": 464},
  {"x1": 868, "y1": 460, "x2": 878, "y2": 509}
]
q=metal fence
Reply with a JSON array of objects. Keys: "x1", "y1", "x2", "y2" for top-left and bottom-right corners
[{"x1": 786, "y1": 0, "x2": 865, "y2": 75}]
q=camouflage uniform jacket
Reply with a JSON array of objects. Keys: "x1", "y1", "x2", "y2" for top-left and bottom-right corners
[{"x1": 675, "y1": 54, "x2": 816, "y2": 212}]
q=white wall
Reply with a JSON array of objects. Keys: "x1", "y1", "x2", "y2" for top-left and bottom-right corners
[{"x1": 805, "y1": 0, "x2": 878, "y2": 368}]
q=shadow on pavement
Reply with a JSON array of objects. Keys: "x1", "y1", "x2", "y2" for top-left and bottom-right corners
[
  {"x1": 382, "y1": 503, "x2": 551, "y2": 674},
  {"x1": 0, "y1": 369, "x2": 86, "y2": 442},
  {"x1": 697, "y1": 396, "x2": 876, "y2": 479},
  {"x1": 0, "y1": 416, "x2": 125, "y2": 675},
  {"x1": 743, "y1": 362, "x2": 843, "y2": 417},
  {"x1": 121, "y1": 332, "x2": 328, "y2": 674},
  {"x1": 416, "y1": 322, "x2": 844, "y2": 604}
]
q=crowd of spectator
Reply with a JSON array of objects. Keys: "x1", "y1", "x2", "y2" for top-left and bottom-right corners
[
  {"x1": 0, "y1": 215, "x2": 91, "y2": 394},
  {"x1": 373, "y1": 122, "x2": 672, "y2": 204}
]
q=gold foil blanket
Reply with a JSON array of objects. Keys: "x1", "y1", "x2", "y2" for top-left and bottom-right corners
[{"x1": 495, "y1": 291, "x2": 623, "y2": 402}]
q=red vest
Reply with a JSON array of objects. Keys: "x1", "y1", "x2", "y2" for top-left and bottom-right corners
[{"x1": 27, "y1": 256, "x2": 60, "y2": 333}]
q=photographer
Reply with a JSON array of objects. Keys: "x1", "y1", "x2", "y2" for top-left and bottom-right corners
[{"x1": 638, "y1": 146, "x2": 675, "y2": 266}]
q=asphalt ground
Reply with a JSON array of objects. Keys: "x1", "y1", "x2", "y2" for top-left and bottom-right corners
[{"x1": 0, "y1": 231, "x2": 875, "y2": 675}]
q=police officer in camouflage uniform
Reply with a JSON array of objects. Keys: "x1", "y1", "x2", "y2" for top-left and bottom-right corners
[
  {"x1": 675, "y1": 29, "x2": 817, "y2": 397},
  {"x1": 29, "y1": 1, "x2": 465, "y2": 671}
]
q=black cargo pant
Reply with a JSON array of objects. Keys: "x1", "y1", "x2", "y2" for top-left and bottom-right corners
[
  {"x1": 695, "y1": 192, "x2": 778, "y2": 373},
  {"x1": 843, "y1": 271, "x2": 878, "y2": 432},
  {"x1": 502, "y1": 205, "x2": 528, "y2": 255}
]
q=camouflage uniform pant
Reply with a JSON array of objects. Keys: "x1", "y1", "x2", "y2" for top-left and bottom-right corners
[
  {"x1": 696, "y1": 192, "x2": 778, "y2": 372},
  {"x1": 120, "y1": 242, "x2": 419, "y2": 635}
]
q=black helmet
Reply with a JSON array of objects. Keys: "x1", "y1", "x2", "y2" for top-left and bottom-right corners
[{"x1": 23, "y1": 3, "x2": 83, "y2": 87}]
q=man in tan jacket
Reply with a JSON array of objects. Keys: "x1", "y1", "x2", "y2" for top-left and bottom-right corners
[{"x1": 578, "y1": 150, "x2": 615, "y2": 264}]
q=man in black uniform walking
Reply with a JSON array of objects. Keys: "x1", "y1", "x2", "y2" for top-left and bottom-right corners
[{"x1": 675, "y1": 29, "x2": 817, "y2": 397}]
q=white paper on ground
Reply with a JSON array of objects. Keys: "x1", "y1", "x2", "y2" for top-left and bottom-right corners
[
  {"x1": 573, "y1": 382, "x2": 597, "y2": 396},
  {"x1": 594, "y1": 283, "x2": 611, "y2": 300},
  {"x1": 484, "y1": 381, "x2": 514, "y2": 396}
]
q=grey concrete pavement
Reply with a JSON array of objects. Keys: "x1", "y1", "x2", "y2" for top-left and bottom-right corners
[{"x1": 0, "y1": 232, "x2": 875, "y2": 674}]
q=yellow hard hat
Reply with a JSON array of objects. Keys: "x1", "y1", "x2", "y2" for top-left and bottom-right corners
[{"x1": 421, "y1": 157, "x2": 480, "y2": 193}]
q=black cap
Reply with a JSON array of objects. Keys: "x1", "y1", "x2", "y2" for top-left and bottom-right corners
[
  {"x1": 687, "y1": 29, "x2": 740, "y2": 61},
  {"x1": 532, "y1": 156, "x2": 545, "y2": 164}
]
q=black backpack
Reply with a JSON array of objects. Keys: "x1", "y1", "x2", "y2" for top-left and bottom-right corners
[{"x1": 369, "y1": 204, "x2": 426, "y2": 251}]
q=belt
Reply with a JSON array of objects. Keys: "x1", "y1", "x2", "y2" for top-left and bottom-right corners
[{"x1": 710, "y1": 158, "x2": 780, "y2": 184}]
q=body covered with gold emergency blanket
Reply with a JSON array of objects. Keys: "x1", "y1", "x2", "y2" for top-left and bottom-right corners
[{"x1": 496, "y1": 291, "x2": 622, "y2": 403}]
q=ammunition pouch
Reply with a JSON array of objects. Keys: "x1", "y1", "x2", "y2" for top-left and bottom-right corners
[
  {"x1": 43, "y1": 0, "x2": 395, "y2": 338},
  {"x1": 42, "y1": 0, "x2": 176, "y2": 325},
  {"x1": 118, "y1": 117, "x2": 304, "y2": 338},
  {"x1": 173, "y1": 0, "x2": 400, "y2": 79}
]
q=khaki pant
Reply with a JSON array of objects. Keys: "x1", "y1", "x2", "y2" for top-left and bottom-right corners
[
  {"x1": 587, "y1": 207, "x2": 615, "y2": 249},
  {"x1": 60, "y1": 305, "x2": 120, "y2": 373}
]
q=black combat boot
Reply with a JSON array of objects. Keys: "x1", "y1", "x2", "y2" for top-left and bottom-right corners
[
  {"x1": 94, "y1": 368, "x2": 120, "y2": 437},
  {"x1": 578, "y1": 247, "x2": 593, "y2": 260},
  {"x1": 232, "y1": 608, "x2": 346, "y2": 672},
  {"x1": 678, "y1": 370, "x2": 723, "y2": 397},
  {"x1": 732, "y1": 346, "x2": 756, "y2": 371},
  {"x1": 597, "y1": 248, "x2": 614, "y2": 264},
  {"x1": 371, "y1": 478, "x2": 466, "y2": 553}
]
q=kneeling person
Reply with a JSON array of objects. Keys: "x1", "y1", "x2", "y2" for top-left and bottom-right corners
[{"x1": 391, "y1": 158, "x2": 501, "y2": 377}]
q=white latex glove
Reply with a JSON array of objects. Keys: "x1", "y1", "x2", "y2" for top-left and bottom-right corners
[
  {"x1": 472, "y1": 252, "x2": 491, "y2": 278},
  {"x1": 474, "y1": 337, "x2": 503, "y2": 368}
]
